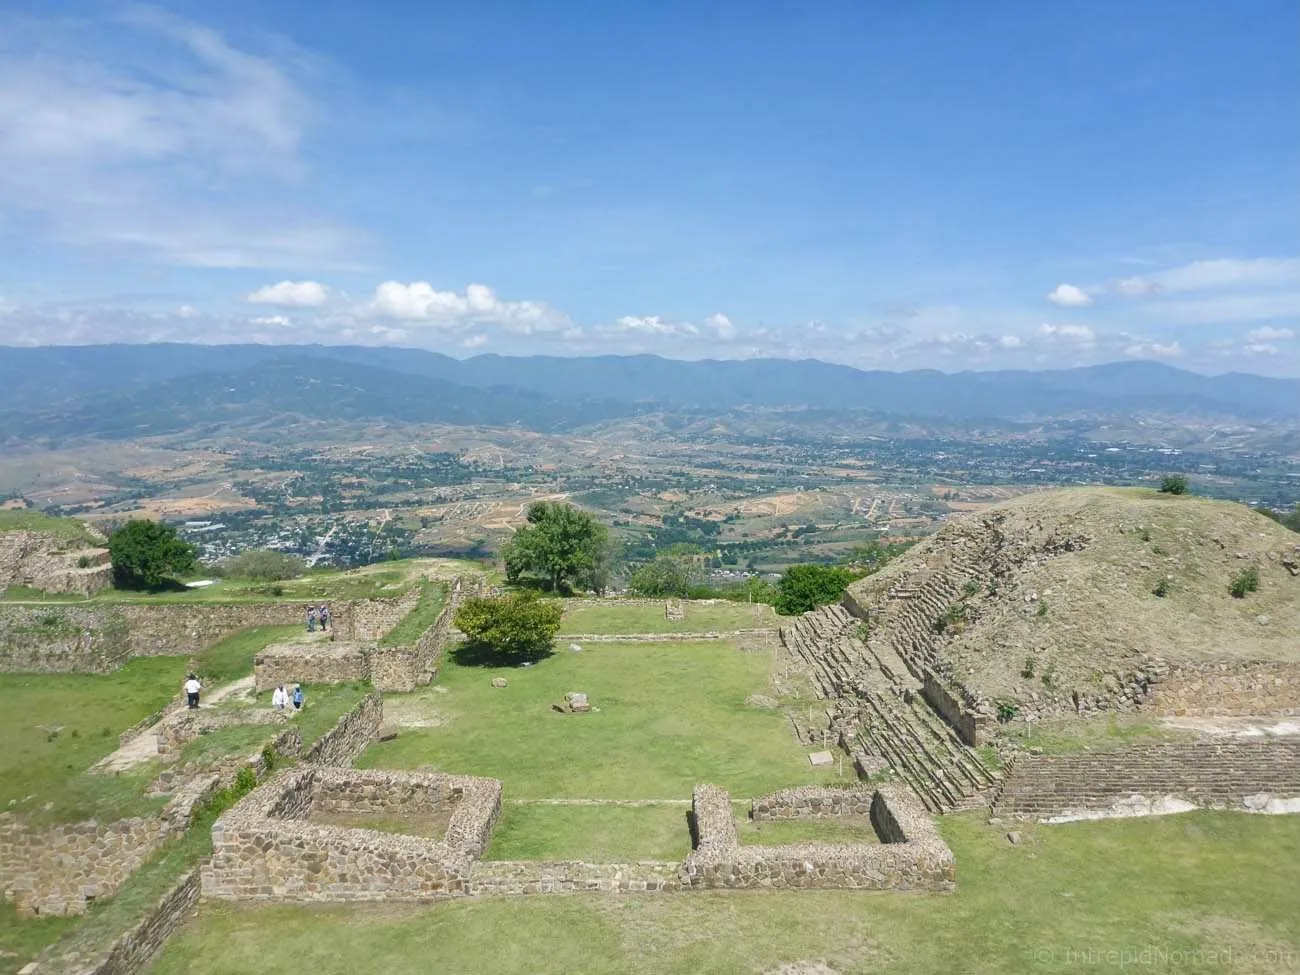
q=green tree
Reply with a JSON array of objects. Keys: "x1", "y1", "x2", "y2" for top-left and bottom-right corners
[
  {"x1": 775, "y1": 564, "x2": 860, "y2": 616},
  {"x1": 628, "y1": 552, "x2": 705, "y2": 598},
  {"x1": 454, "y1": 591, "x2": 563, "y2": 660},
  {"x1": 109, "y1": 520, "x2": 197, "y2": 589},
  {"x1": 221, "y1": 549, "x2": 305, "y2": 582},
  {"x1": 502, "y1": 502, "x2": 612, "y2": 593},
  {"x1": 1158, "y1": 474, "x2": 1189, "y2": 495}
]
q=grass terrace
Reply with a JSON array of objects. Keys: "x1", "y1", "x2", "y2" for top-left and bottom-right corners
[
  {"x1": 142, "y1": 812, "x2": 1300, "y2": 975},
  {"x1": 557, "y1": 600, "x2": 778, "y2": 635},
  {"x1": 359, "y1": 639, "x2": 838, "y2": 800}
]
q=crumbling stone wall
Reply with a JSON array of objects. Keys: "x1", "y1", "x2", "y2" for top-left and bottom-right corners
[
  {"x1": 0, "y1": 776, "x2": 219, "y2": 918},
  {"x1": 469, "y1": 860, "x2": 683, "y2": 896},
  {"x1": 0, "y1": 605, "x2": 131, "y2": 673},
  {"x1": 33, "y1": 866, "x2": 202, "y2": 975},
  {"x1": 339, "y1": 587, "x2": 423, "y2": 642},
  {"x1": 1148, "y1": 661, "x2": 1300, "y2": 717},
  {"x1": 302, "y1": 690, "x2": 383, "y2": 766},
  {"x1": 683, "y1": 784, "x2": 955, "y2": 892},
  {"x1": 254, "y1": 642, "x2": 370, "y2": 692},
  {"x1": 751, "y1": 785, "x2": 877, "y2": 821},
  {"x1": 992, "y1": 739, "x2": 1300, "y2": 822},
  {"x1": 0, "y1": 530, "x2": 112, "y2": 596},
  {"x1": 202, "y1": 768, "x2": 502, "y2": 903},
  {"x1": 155, "y1": 707, "x2": 293, "y2": 757}
]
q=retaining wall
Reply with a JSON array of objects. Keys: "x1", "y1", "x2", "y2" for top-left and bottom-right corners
[
  {"x1": 202, "y1": 768, "x2": 502, "y2": 903},
  {"x1": 992, "y1": 739, "x2": 1300, "y2": 822},
  {"x1": 301, "y1": 690, "x2": 384, "y2": 766},
  {"x1": 1148, "y1": 662, "x2": 1300, "y2": 717},
  {"x1": 682, "y1": 784, "x2": 955, "y2": 892}
]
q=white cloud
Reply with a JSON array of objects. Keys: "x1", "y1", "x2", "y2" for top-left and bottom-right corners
[
  {"x1": 999, "y1": 335, "x2": 1023, "y2": 348},
  {"x1": 461, "y1": 334, "x2": 489, "y2": 349},
  {"x1": 369, "y1": 282, "x2": 566, "y2": 333},
  {"x1": 0, "y1": 10, "x2": 353, "y2": 268},
  {"x1": 704, "y1": 313, "x2": 737, "y2": 339},
  {"x1": 1047, "y1": 283, "x2": 1093, "y2": 307},
  {"x1": 247, "y1": 280, "x2": 329, "y2": 307},
  {"x1": 1244, "y1": 343, "x2": 1279, "y2": 356},
  {"x1": 1124, "y1": 341, "x2": 1183, "y2": 358},
  {"x1": 1038, "y1": 323, "x2": 1097, "y2": 345},
  {"x1": 1115, "y1": 258, "x2": 1300, "y2": 297},
  {"x1": 606, "y1": 315, "x2": 699, "y2": 336},
  {"x1": 250, "y1": 314, "x2": 292, "y2": 327},
  {"x1": 1248, "y1": 326, "x2": 1295, "y2": 342}
]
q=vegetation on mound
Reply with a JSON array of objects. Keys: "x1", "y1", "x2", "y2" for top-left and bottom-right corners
[
  {"x1": 850, "y1": 487, "x2": 1300, "y2": 704},
  {"x1": 217, "y1": 549, "x2": 306, "y2": 582},
  {"x1": 108, "y1": 520, "x2": 197, "y2": 590},
  {"x1": 0, "y1": 509, "x2": 101, "y2": 547},
  {"x1": 143, "y1": 812, "x2": 1300, "y2": 975}
]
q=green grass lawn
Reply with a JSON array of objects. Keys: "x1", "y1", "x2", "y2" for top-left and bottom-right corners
[
  {"x1": 484, "y1": 804, "x2": 694, "y2": 862},
  {"x1": 558, "y1": 601, "x2": 777, "y2": 635},
  {"x1": 0, "y1": 510, "x2": 100, "y2": 546},
  {"x1": 379, "y1": 582, "x2": 447, "y2": 646},
  {"x1": 357, "y1": 641, "x2": 840, "y2": 800},
  {"x1": 0, "y1": 657, "x2": 183, "y2": 825},
  {"x1": 141, "y1": 811, "x2": 1300, "y2": 975},
  {"x1": 192, "y1": 625, "x2": 300, "y2": 685},
  {"x1": 736, "y1": 816, "x2": 881, "y2": 846}
]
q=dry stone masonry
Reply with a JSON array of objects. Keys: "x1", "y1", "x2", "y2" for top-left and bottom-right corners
[
  {"x1": 0, "y1": 530, "x2": 112, "y2": 596},
  {"x1": 992, "y1": 739, "x2": 1300, "y2": 821},
  {"x1": 683, "y1": 784, "x2": 955, "y2": 892}
]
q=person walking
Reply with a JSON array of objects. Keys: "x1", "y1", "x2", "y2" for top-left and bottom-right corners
[
  {"x1": 306, "y1": 606, "x2": 318, "y2": 633},
  {"x1": 184, "y1": 674, "x2": 202, "y2": 709},
  {"x1": 272, "y1": 684, "x2": 288, "y2": 710},
  {"x1": 319, "y1": 604, "x2": 330, "y2": 631},
  {"x1": 292, "y1": 684, "x2": 304, "y2": 711}
]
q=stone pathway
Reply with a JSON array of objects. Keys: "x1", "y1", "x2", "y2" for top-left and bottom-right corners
[{"x1": 91, "y1": 675, "x2": 257, "y2": 773}]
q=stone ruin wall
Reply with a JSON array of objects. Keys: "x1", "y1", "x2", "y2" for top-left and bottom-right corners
[
  {"x1": 0, "y1": 529, "x2": 113, "y2": 597},
  {"x1": 0, "y1": 589, "x2": 422, "y2": 676},
  {"x1": 256, "y1": 577, "x2": 480, "y2": 693},
  {"x1": 202, "y1": 767, "x2": 502, "y2": 904},
  {"x1": 751, "y1": 784, "x2": 878, "y2": 821},
  {"x1": 682, "y1": 784, "x2": 955, "y2": 892},
  {"x1": 992, "y1": 739, "x2": 1300, "y2": 822},
  {"x1": 0, "y1": 687, "x2": 379, "y2": 921},
  {"x1": 0, "y1": 775, "x2": 219, "y2": 918},
  {"x1": 1147, "y1": 661, "x2": 1300, "y2": 717},
  {"x1": 34, "y1": 866, "x2": 203, "y2": 975},
  {"x1": 301, "y1": 689, "x2": 384, "y2": 766}
]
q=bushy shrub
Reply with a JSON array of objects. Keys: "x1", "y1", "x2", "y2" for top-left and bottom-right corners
[
  {"x1": 1153, "y1": 577, "x2": 1170, "y2": 598},
  {"x1": 1228, "y1": 567, "x2": 1260, "y2": 599},
  {"x1": 1158, "y1": 474, "x2": 1189, "y2": 495}
]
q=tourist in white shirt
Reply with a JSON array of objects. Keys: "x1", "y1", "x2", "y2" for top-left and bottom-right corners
[
  {"x1": 184, "y1": 675, "x2": 202, "y2": 709},
  {"x1": 271, "y1": 685, "x2": 288, "y2": 710}
]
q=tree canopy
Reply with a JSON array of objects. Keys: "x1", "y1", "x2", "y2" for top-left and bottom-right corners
[
  {"x1": 775, "y1": 564, "x2": 862, "y2": 616},
  {"x1": 502, "y1": 502, "x2": 612, "y2": 593},
  {"x1": 1158, "y1": 474, "x2": 1189, "y2": 495},
  {"x1": 109, "y1": 519, "x2": 198, "y2": 589},
  {"x1": 453, "y1": 591, "x2": 563, "y2": 660},
  {"x1": 628, "y1": 551, "x2": 705, "y2": 598}
]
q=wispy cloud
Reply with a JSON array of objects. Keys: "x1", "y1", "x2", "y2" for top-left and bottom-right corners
[
  {"x1": 0, "y1": 7, "x2": 353, "y2": 268},
  {"x1": 1110, "y1": 258, "x2": 1300, "y2": 298}
]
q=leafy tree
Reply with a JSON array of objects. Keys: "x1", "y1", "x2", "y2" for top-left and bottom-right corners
[
  {"x1": 628, "y1": 552, "x2": 705, "y2": 598},
  {"x1": 502, "y1": 502, "x2": 612, "y2": 592},
  {"x1": 109, "y1": 520, "x2": 197, "y2": 589},
  {"x1": 1158, "y1": 474, "x2": 1189, "y2": 495},
  {"x1": 774, "y1": 564, "x2": 861, "y2": 616},
  {"x1": 453, "y1": 591, "x2": 563, "y2": 660},
  {"x1": 221, "y1": 549, "x2": 305, "y2": 582}
]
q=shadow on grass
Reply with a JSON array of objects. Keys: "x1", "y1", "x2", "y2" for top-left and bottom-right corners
[{"x1": 450, "y1": 641, "x2": 555, "y2": 668}]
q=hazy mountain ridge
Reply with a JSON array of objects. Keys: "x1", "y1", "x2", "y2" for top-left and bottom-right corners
[{"x1": 0, "y1": 345, "x2": 1296, "y2": 442}]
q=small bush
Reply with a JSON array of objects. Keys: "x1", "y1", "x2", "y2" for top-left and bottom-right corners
[
  {"x1": 1040, "y1": 662, "x2": 1057, "y2": 689},
  {"x1": 1035, "y1": 599, "x2": 1048, "y2": 618},
  {"x1": 996, "y1": 700, "x2": 1020, "y2": 723},
  {"x1": 1153, "y1": 577, "x2": 1170, "y2": 598},
  {"x1": 1228, "y1": 567, "x2": 1260, "y2": 599},
  {"x1": 1139, "y1": 527, "x2": 1151, "y2": 543},
  {"x1": 1020, "y1": 656, "x2": 1036, "y2": 679},
  {"x1": 856, "y1": 621, "x2": 871, "y2": 642},
  {"x1": 261, "y1": 744, "x2": 278, "y2": 773},
  {"x1": 1158, "y1": 475, "x2": 1189, "y2": 495},
  {"x1": 986, "y1": 579, "x2": 999, "y2": 596},
  {"x1": 234, "y1": 765, "x2": 258, "y2": 794},
  {"x1": 962, "y1": 579, "x2": 980, "y2": 597},
  {"x1": 933, "y1": 602, "x2": 969, "y2": 634},
  {"x1": 76, "y1": 555, "x2": 93, "y2": 569}
]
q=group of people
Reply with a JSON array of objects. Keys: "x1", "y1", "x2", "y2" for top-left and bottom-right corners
[
  {"x1": 271, "y1": 683, "x2": 304, "y2": 711},
  {"x1": 306, "y1": 604, "x2": 331, "y2": 632}
]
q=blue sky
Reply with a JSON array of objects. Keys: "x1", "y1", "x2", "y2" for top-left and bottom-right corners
[{"x1": 0, "y1": 0, "x2": 1297, "y2": 374}]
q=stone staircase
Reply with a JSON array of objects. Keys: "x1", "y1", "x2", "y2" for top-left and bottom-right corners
[
  {"x1": 991, "y1": 740, "x2": 1300, "y2": 820},
  {"x1": 780, "y1": 602, "x2": 997, "y2": 814}
]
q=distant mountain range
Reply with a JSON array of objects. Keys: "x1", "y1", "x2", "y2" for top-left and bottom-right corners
[{"x1": 0, "y1": 343, "x2": 1297, "y2": 440}]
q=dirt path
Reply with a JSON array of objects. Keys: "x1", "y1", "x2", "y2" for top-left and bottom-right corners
[{"x1": 91, "y1": 675, "x2": 256, "y2": 773}]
